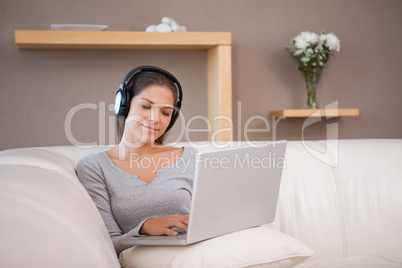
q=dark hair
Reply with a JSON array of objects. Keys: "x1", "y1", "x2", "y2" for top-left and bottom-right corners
[{"x1": 116, "y1": 71, "x2": 179, "y2": 144}]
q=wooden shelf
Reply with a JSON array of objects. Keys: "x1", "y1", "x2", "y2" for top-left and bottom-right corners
[
  {"x1": 14, "y1": 30, "x2": 231, "y2": 50},
  {"x1": 14, "y1": 30, "x2": 233, "y2": 142},
  {"x1": 270, "y1": 108, "x2": 360, "y2": 118}
]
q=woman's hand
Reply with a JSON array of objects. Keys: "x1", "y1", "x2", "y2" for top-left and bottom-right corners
[{"x1": 139, "y1": 214, "x2": 189, "y2": 236}]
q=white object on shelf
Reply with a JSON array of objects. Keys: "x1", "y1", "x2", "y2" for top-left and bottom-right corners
[
  {"x1": 161, "y1": 17, "x2": 175, "y2": 25},
  {"x1": 145, "y1": 17, "x2": 187, "y2": 32},
  {"x1": 50, "y1": 24, "x2": 108, "y2": 31},
  {"x1": 171, "y1": 21, "x2": 187, "y2": 32},
  {"x1": 145, "y1": 25, "x2": 158, "y2": 32},
  {"x1": 156, "y1": 23, "x2": 173, "y2": 32}
]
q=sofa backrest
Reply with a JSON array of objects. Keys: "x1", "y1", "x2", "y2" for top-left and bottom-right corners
[
  {"x1": 329, "y1": 139, "x2": 402, "y2": 257},
  {"x1": 38, "y1": 141, "x2": 247, "y2": 166},
  {"x1": 268, "y1": 139, "x2": 402, "y2": 261}
]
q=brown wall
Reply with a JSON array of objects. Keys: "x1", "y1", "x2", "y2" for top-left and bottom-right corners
[{"x1": 1, "y1": 0, "x2": 402, "y2": 150}]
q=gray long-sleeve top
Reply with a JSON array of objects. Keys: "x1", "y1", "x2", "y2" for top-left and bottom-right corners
[{"x1": 76, "y1": 147, "x2": 198, "y2": 255}]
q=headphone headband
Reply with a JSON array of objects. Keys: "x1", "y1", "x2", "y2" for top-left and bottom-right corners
[
  {"x1": 114, "y1": 65, "x2": 183, "y2": 132},
  {"x1": 122, "y1": 66, "x2": 182, "y2": 102}
]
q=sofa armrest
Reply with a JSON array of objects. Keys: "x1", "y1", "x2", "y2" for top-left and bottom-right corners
[{"x1": 0, "y1": 148, "x2": 120, "y2": 268}]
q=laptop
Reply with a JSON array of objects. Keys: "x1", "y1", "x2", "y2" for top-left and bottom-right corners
[{"x1": 122, "y1": 140, "x2": 287, "y2": 246}]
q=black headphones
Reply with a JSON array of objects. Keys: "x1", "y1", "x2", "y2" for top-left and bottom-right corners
[{"x1": 114, "y1": 65, "x2": 183, "y2": 132}]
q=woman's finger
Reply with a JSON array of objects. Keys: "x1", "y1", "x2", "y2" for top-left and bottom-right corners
[{"x1": 171, "y1": 221, "x2": 188, "y2": 232}]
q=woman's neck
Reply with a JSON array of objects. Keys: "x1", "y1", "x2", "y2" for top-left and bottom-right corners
[{"x1": 113, "y1": 136, "x2": 164, "y2": 160}]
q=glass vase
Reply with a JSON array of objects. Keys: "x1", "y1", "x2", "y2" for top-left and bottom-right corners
[{"x1": 305, "y1": 77, "x2": 319, "y2": 109}]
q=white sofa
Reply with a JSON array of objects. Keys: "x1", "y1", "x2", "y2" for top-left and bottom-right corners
[{"x1": 1, "y1": 139, "x2": 401, "y2": 268}]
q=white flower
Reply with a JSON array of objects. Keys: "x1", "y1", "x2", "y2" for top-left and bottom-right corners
[
  {"x1": 294, "y1": 49, "x2": 304, "y2": 56},
  {"x1": 321, "y1": 33, "x2": 341, "y2": 51},
  {"x1": 293, "y1": 35, "x2": 308, "y2": 50},
  {"x1": 300, "y1": 31, "x2": 319, "y2": 44},
  {"x1": 301, "y1": 57, "x2": 310, "y2": 62}
]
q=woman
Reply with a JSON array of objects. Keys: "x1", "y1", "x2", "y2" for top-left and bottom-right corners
[{"x1": 76, "y1": 66, "x2": 198, "y2": 255}]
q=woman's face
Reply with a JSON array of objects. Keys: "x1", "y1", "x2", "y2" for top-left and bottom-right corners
[{"x1": 124, "y1": 85, "x2": 175, "y2": 146}]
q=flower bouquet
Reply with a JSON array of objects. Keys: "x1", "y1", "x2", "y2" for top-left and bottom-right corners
[{"x1": 285, "y1": 31, "x2": 341, "y2": 108}]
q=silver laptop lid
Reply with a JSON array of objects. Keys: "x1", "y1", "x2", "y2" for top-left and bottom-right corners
[{"x1": 186, "y1": 140, "x2": 287, "y2": 244}]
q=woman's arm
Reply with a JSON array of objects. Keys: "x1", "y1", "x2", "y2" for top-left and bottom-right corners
[
  {"x1": 76, "y1": 155, "x2": 142, "y2": 255},
  {"x1": 140, "y1": 214, "x2": 189, "y2": 236}
]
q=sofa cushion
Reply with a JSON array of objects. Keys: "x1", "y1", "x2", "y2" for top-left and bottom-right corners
[{"x1": 119, "y1": 226, "x2": 314, "y2": 268}]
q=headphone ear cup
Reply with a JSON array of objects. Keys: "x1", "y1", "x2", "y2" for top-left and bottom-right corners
[
  {"x1": 114, "y1": 87, "x2": 130, "y2": 117},
  {"x1": 166, "y1": 106, "x2": 180, "y2": 132}
]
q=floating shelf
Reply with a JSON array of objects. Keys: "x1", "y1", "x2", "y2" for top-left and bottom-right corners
[
  {"x1": 14, "y1": 30, "x2": 233, "y2": 141},
  {"x1": 14, "y1": 30, "x2": 231, "y2": 50},
  {"x1": 270, "y1": 108, "x2": 360, "y2": 118}
]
